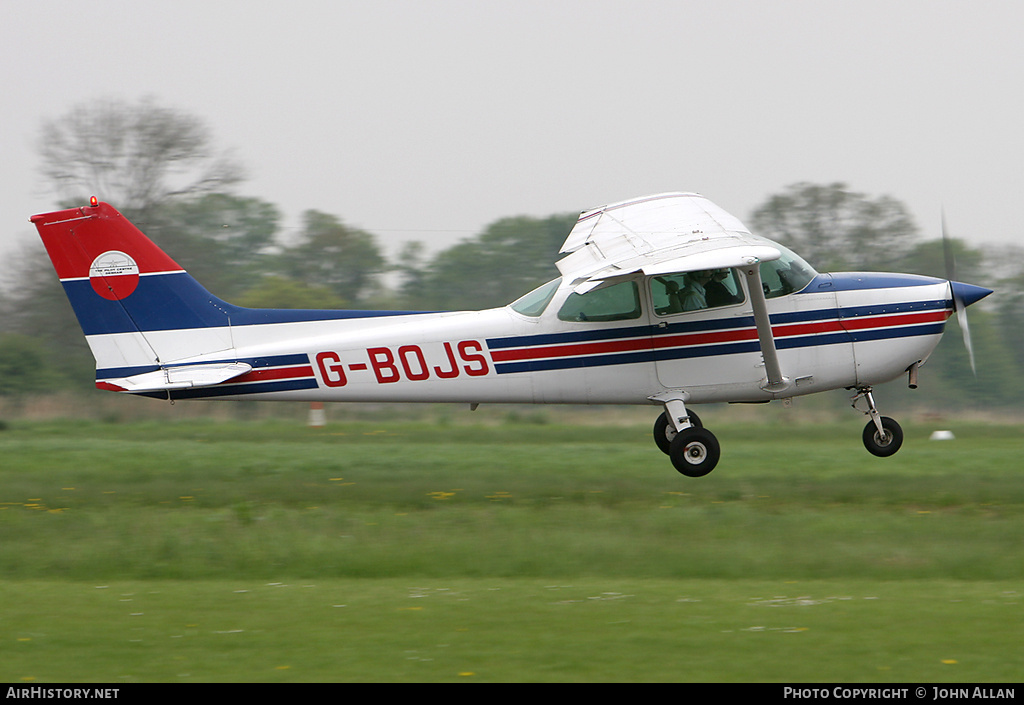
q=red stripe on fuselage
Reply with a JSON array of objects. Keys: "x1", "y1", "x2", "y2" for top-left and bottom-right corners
[{"x1": 839, "y1": 309, "x2": 949, "y2": 331}]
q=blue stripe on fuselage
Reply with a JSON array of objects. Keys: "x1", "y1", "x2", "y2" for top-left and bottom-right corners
[{"x1": 134, "y1": 378, "x2": 320, "y2": 400}]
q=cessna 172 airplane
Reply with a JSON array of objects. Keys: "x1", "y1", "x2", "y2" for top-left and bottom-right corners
[{"x1": 31, "y1": 192, "x2": 991, "y2": 477}]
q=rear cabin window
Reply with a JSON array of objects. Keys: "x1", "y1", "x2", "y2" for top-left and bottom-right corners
[{"x1": 557, "y1": 280, "x2": 642, "y2": 322}]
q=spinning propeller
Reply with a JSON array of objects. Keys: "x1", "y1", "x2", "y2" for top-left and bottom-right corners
[{"x1": 941, "y1": 211, "x2": 992, "y2": 375}]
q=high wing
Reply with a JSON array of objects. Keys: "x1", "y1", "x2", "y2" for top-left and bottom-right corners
[
  {"x1": 556, "y1": 192, "x2": 781, "y2": 293},
  {"x1": 557, "y1": 192, "x2": 790, "y2": 392}
]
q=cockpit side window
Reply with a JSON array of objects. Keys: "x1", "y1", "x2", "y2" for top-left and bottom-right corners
[
  {"x1": 557, "y1": 280, "x2": 642, "y2": 322},
  {"x1": 650, "y1": 269, "x2": 745, "y2": 316}
]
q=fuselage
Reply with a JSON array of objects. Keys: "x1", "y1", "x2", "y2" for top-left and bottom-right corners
[{"x1": 99, "y1": 268, "x2": 957, "y2": 406}]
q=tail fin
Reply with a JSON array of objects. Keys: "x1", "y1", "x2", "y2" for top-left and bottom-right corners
[{"x1": 31, "y1": 200, "x2": 238, "y2": 384}]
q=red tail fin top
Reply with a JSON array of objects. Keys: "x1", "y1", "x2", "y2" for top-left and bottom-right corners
[{"x1": 31, "y1": 201, "x2": 183, "y2": 281}]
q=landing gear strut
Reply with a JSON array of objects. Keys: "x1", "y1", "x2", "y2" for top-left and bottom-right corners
[{"x1": 852, "y1": 387, "x2": 904, "y2": 457}]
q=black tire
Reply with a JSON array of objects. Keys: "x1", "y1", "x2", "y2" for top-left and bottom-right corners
[
  {"x1": 862, "y1": 416, "x2": 903, "y2": 457},
  {"x1": 669, "y1": 427, "x2": 720, "y2": 477},
  {"x1": 653, "y1": 410, "x2": 702, "y2": 455}
]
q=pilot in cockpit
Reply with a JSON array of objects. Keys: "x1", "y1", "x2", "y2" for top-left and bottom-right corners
[{"x1": 705, "y1": 269, "x2": 739, "y2": 308}]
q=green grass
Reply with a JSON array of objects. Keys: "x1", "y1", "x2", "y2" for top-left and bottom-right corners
[
  {"x1": 2, "y1": 579, "x2": 1020, "y2": 682},
  {"x1": 0, "y1": 415, "x2": 1022, "y2": 681}
]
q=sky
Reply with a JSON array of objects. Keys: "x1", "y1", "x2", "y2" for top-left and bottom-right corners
[{"x1": 3, "y1": 1, "x2": 1022, "y2": 267}]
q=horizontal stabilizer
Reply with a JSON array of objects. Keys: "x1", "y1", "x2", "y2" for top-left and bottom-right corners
[{"x1": 97, "y1": 362, "x2": 253, "y2": 393}]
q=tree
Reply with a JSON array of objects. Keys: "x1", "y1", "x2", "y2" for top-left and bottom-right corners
[
  {"x1": 910, "y1": 309, "x2": 1024, "y2": 410},
  {"x1": 0, "y1": 333, "x2": 67, "y2": 396},
  {"x1": 37, "y1": 97, "x2": 243, "y2": 214},
  {"x1": 897, "y1": 237, "x2": 986, "y2": 283},
  {"x1": 0, "y1": 243, "x2": 95, "y2": 389},
  {"x1": 403, "y1": 213, "x2": 578, "y2": 311},
  {"x1": 140, "y1": 193, "x2": 281, "y2": 300},
  {"x1": 234, "y1": 276, "x2": 347, "y2": 310},
  {"x1": 748, "y1": 182, "x2": 919, "y2": 272},
  {"x1": 988, "y1": 245, "x2": 1024, "y2": 373},
  {"x1": 277, "y1": 211, "x2": 386, "y2": 307}
]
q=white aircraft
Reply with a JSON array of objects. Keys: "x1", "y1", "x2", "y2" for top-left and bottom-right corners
[{"x1": 32, "y1": 192, "x2": 991, "y2": 477}]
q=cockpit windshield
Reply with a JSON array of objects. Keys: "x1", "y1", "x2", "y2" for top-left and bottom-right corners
[
  {"x1": 755, "y1": 239, "x2": 817, "y2": 298},
  {"x1": 509, "y1": 278, "x2": 561, "y2": 317}
]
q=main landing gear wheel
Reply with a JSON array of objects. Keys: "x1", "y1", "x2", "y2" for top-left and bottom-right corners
[
  {"x1": 862, "y1": 416, "x2": 903, "y2": 457},
  {"x1": 653, "y1": 410, "x2": 702, "y2": 455},
  {"x1": 669, "y1": 427, "x2": 720, "y2": 477}
]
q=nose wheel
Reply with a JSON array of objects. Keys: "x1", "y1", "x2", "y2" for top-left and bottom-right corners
[
  {"x1": 852, "y1": 387, "x2": 904, "y2": 457},
  {"x1": 862, "y1": 416, "x2": 903, "y2": 457}
]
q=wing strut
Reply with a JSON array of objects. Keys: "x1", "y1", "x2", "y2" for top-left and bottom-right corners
[{"x1": 742, "y1": 266, "x2": 791, "y2": 394}]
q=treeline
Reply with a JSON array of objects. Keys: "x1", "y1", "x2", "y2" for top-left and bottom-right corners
[{"x1": 1, "y1": 99, "x2": 1022, "y2": 410}]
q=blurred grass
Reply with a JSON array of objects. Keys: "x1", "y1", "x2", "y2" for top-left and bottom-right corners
[
  {"x1": 0, "y1": 414, "x2": 1022, "y2": 681},
  {"x1": 2, "y1": 417, "x2": 1022, "y2": 581},
  {"x1": 2, "y1": 578, "x2": 1021, "y2": 682}
]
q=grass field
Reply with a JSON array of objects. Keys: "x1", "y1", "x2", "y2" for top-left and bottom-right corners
[{"x1": 1, "y1": 408, "x2": 1021, "y2": 682}]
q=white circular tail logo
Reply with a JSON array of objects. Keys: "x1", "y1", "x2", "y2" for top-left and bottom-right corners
[{"x1": 89, "y1": 251, "x2": 140, "y2": 300}]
